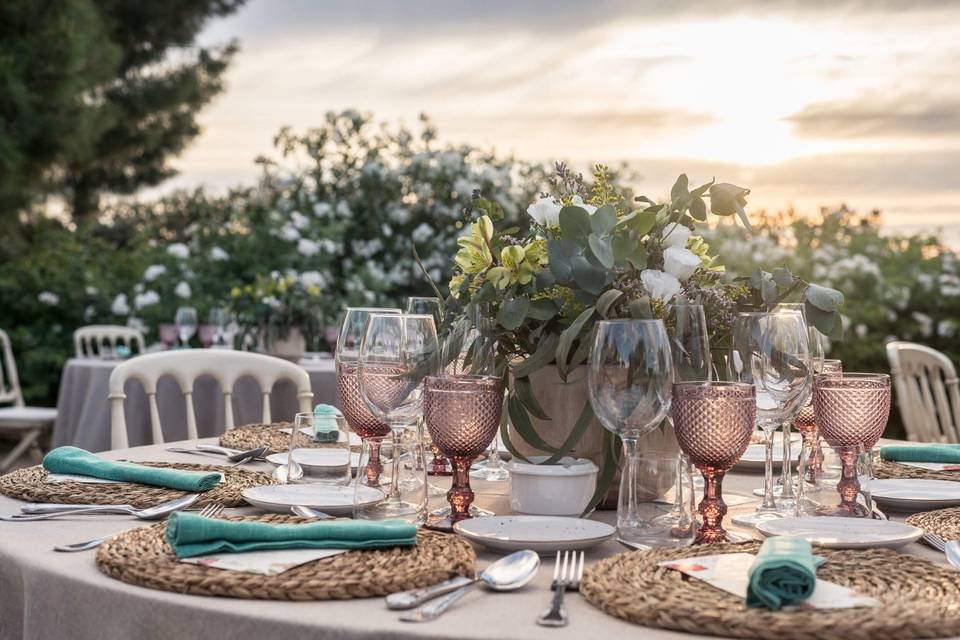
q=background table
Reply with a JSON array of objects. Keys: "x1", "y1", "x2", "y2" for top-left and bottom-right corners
[
  {"x1": 0, "y1": 438, "x2": 949, "y2": 640},
  {"x1": 51, "y1": 356, "x2": 337, "y2": 451}
]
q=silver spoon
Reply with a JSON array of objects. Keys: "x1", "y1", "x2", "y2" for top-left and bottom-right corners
[
  {"x1": 272, "y1": 458, "x2": 304, "y2": 483},
  {"x1": 290, "y1": 505, "x2": 334, "y2": 520},
  {"x1": 2, "y1": 493, "x2": 200, "y2": 522},
  {"x1": 946, "y1": 541, "x2": 960, "y2": 569},
  {"x1": 396, "y1": 549, "x2": 540, "y2": 621}
]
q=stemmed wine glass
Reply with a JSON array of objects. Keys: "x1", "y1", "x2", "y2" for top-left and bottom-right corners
[
  {"x1": 660, "y1": 302, "x2": 711, "y2": 526},
  {"x1": 356, "y1": 313, "x2": 440, "y2": 522},
  {"x1": 812, "y1": 373, "x2": 891, "y2": 516},
  {"x1": 756, "y1": 310, "x2": 812, "y2": 515},
  {"x1": 335, "y1": 307, "x2": 400, "y2": 486},
  {"x1": 406, "y1": 297, "x2": 451, "y2": 483},
  {"x1": 423, "y1": 375, "x2": 503, "y2": 531},
  {"x1": 588, "y1": 319, "x2": 673, "y2": 546},
  {"x1": 794, "y1": 358, "x2": 842, "y2": 488},
  {"x1": 673, "y1": 382, "x2": 756, "y2": 544},
  {"x1": 174, "y1": 307, "x2": 198, "y2": 347}
]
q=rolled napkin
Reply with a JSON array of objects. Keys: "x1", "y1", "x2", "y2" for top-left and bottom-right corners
[
  {"x1": 747, "y1": 537, "x2": 826, "y2": 610},
  {"x1": 165, "y1": 512, "x2": 417, "y2": 557},
  {"x1": 42, "y1": 447, "x2": 222, "y2": 492},
  {"x1": 881, "y1": 444, "x2": 960, "y2": 464}
]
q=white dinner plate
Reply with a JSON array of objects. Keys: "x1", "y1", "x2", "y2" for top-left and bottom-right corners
[
  {"x1": 756, "y1": 516, "x2": 923, "y2": 549},
  {"x1": 870, "y1": 479, "x2": 960, "y2": 511},
  {"x1": 241, "y1": 484, "x2": 383, "y2": 516},
  {"x1": 265, "y1": 450, "x2": 361, "y2": 470},
  {"x1": 453, "y1": 516, "x2": 615, "y2": 553},
  {"x1": 734, "y1": 443, "x2": 800, "y2": 471}
]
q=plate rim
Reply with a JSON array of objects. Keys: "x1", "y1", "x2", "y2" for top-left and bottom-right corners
[
  {"x1": 241, "y1": 483, "x2": 383, "y2": 508},
  {"x1": 870, "y1": 478, "x2": 960, "y2": 501},
  {"x1": 756, "y1": 516, "x2": 922, "y2": 541},
  {"x1": 453, "y1": 515, "x2": 615, "y2": 544}
]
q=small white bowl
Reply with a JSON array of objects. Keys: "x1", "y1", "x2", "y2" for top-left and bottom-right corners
[{"x1": 506, "y1": 456, "x2": 598, "y2": 516}]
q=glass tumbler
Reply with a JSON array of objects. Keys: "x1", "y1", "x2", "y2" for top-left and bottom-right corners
[
  {"x1": 621, "y1": 450, "x2": 696, "y2": 548},
  {"x1": 285, "y1": 411, "x2": 353, "y2": 485},
  {"x1": 796, "y1": 440, "x2": 873, "y2": 517}
]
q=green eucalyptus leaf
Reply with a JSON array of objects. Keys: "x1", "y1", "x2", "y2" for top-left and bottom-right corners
[
  {"x1": 556, "y1": 306, "x2": 596, "y2": 378},
  {"x1": 513, "y1": 375, "x2": 551, "y2": 421},
  {"x1": 559, "y1": 206, "x2": 592, "y2": 241},
  {"x1": 512, "y1": 333, "x2": 560, "y2": 379},
  {"x1": 596, "y1": 288, "x2": 623, "y2": 318},
  {"x1": 571, "y1": 256, "x2": 607, "y2": 295},
  {"x1": 635, "y1": 195, "x2": 656, "y2": 206},
  {"x1": 584, "y1": 428, "x2": 621, "y2": 515},
  {"x1": 541, "y1": 402, "x2": 594, "y2": 465},
  {"x1": 750, "y1": 269, "x2": 772, "y2": 290},
  {"x1": 587, "y1": 233, "x2": 615, "y2": 269},
  {"x1": 526, "y1": 298, "x2": 559, "y2": 321},
  {"x1": 629, "y1": 210, "x2": 657, "y2": 237},
  {"x1": 689, "y1": 195, "x2": 707, "y2": 221},
  {"x1": 626, "y1": 244, "x2": 648, "y2": 271},
  {"x1": 497, "y1": 296, "x2": 529, "y2": 331},
  {"x1": 507, "y1": 393, "x2": 559, "y2": 453},
  {"x1": 804, "y1": 283, "x2": 845, "y2": 312},
  {"x1": 760, "y1": 278, "x2": 778, "y2": 303},
  {"x1": 473, "y1": 281, "x2": 495, "y2": 303},
  {"x1": 671, "y1": 174, "x2": 690, "y2": 201},
  {"x1": 499, "y1": 401, "x2": 530, "y2": 463},
  {"x1": 590, "y1": 204, "x2": 618, "y2": 235},
  {"x1": 708, "y1": 183, "x2": 751, "y2": 215},
  {"x1": 772, "y1": 267, "x2": 795, "y2": 287},
  {"x1": 628, "y1": 297, "x2": 654, "y2": 319},
  {"x1": 690, "y1": 178, "x2": 715, "y2": 198},
  {"x1": 612, "y1": 234, "x2": 635, "y2": 262},
  {"x1": 804, "y1": 301, "x2": 844, "y2": 340},
  {"x1": 547, "y1": 238, "x2": 578, "y2": 283}
]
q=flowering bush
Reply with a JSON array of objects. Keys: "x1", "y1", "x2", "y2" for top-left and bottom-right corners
[{"x1": 229, "y1": 272, "x2": 327, "y2": 349}]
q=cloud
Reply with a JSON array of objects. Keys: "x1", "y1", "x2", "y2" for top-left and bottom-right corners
[{"x1": 787, "y1": 94, "x2": 960, "y2": 138}]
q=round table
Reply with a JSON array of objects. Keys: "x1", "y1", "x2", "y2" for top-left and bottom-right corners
[
  {"x1": 51, "y1": 356, "x2": 337, "y2": 452},
  {"x1": 0, "y1": 439, "x2": 946, "y2": 640}
]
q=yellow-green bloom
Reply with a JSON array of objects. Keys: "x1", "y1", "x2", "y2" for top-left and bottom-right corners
[
  {"x1": 488, "y1": 242, "x2": 544, "y2": 290},
  {"x1": 448, "y1": 274, "x2": 466, "y2": 299},
  {"x1": 454, "y1": 215, "x2": 494, "y2": 274}
]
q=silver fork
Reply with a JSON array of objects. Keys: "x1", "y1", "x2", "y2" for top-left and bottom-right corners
[
  {"x1": 536, "y1": 550, "x2": 584, "y2": 627},
  {"x1": 922, "y1": 532, "x2": 960, "y2": 568},
  {"x1": 53, "y1": 502, "x2": 225, "y2": 552}
]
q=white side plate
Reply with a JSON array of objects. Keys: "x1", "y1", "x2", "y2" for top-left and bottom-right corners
[
  {"x1": 870, "y1": 479, "x2": 960, "y2": 511},
  {"x1": 757, "y1": 516, "x2": 922, "y2": 549},
  {"x1": 265, "y1": 450, "x2": 361, "y2": 470},
  {"x1": 241, "y1": 484, "x2": 383, "y2": 516},
  {"x1": 453, "y1": 516, "x2": 615, "y2": 553}
]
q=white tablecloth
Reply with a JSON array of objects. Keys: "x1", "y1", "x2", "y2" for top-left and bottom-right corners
[
  {"x1": 51, "y1": 356, "x2": 337, "y2": 451},
  {"x1": 0, "y1": 439, "x2": 950, "y2": 640}
]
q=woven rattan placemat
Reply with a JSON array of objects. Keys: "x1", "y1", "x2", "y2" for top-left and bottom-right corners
[
  {"x1": 219, "y1": 422, "x2": 295, "y2": 453},
  {"x1": 96, "y1": 515, "x2": 475, "y2": 600},
  {"x1": 0, "y1": 462, "x2": 273, "y2": 508},
  {"x1": 875, "y1": 459, "x2": 960, "y2": 482},
  {"x1": 906, "y1": 507, "x2": 960, "y2": 540},
  {"x1": 581, "y1": 541, "x2": 960, "y2": 640}
]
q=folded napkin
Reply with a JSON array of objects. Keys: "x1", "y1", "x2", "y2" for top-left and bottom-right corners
[
  {"x1": 165, "y1": 512, "x2": 417, "y2": 558},
  {"x1": 42, "y1": 447, "x2": 222, "y2": 492},
  {"x1": 881, "y1": 444, "x2": 960, "y2": 464},
  {"x1": 747, "y1": 537, "x2": 826, "y2": 610}
]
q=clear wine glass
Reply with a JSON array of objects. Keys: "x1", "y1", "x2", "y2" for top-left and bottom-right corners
[
  {"x1": 588, "y1": 319, "x2": 673, "y2": 547},
  {"x1": 659, "y1": 302, "x2": 711, "y2": 527},
  {"x1": 174, "y1": 307, "x2": 198, "y2": 347},
  {"x1": 406, "y1": 296, "x2": 442, "y2": 327},
  {"x1": 208, "y1": 308, "x2": 229, "y2": 347},
  {"x1": 335, "y1": 307, "x2": 401, "y2": 487},
  {"x1": 356, "y1": 313, "x2": 440, "y2": 523},
  {"x1": 794, "y1": 358, "x2": 842, "y2": 489},
  {"x1": 757, "y1": 310, "x2": 812, "y2": 515}
]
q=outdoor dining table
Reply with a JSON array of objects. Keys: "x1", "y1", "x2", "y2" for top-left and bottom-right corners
[
  {"x1": 0, "y1": 437, "x2": 950, "y2": 640},
  {"x1": 51, "y1": 356, "x2": 337, "y2": 451}
]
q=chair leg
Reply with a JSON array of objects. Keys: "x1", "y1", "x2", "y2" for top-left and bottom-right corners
[{"x1": 0, "y1": 428, "x2": 41, "y2": 474}]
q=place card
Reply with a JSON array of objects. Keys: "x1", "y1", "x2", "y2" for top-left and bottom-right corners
[
  {"x1": 180, "y1": 548, "x2": 349, "y2": 575},
  {"x1": 899, "y1": 461, "x2": 960, "y2": 472},
  {"x1": 45, "y1": 473, "x2": 119, "y2": 484},
  {"x1": 659, "y1": 553, "x2": 878, "y2": 610}
]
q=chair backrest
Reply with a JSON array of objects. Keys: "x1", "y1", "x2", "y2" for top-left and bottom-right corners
[
  {"x1": 74, "y1": 325, "x2": 145, "y2": 359},
  {"x1": 0, "y1": 329, "x2": 25, "y2": 407},
  {"x1": 108, "y1": 350, "x2": 313, "y2": 449},
  {"x1": 886, "y1": 341, "x2": 960, "y2": 443}
]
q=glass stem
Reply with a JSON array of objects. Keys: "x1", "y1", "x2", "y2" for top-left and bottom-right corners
[
  {"x1": 671, "y1": 454, "x2": 684, "y2": 516},
  {"x1": 448, "y1": 457, "x2": 475, "y2": 522},
  {"x1": 387, "y1": 428, "x2": 403, "y2": 502},
  {"x1": 619, "y1": 437, "x2": 640, "y2": 531},
  {"x1": 696, "y1": 469, "x2": 727, "y2": 544},
  {"x1": 485, "y1": 438, "x2": 503, "y2": 471},
  {"x1": 365, "y1": 440, "x2": 383, "y2": 486},
  {"x1": 779, "y1": 421, "x2": 794, "y2": 500},
  {"x1": 759, "y1": 428, "x2": 777, "y2": 512}
]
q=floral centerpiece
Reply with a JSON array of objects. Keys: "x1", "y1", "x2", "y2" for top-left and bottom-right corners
[
  {"x1": 438, "y1": 164, "x2": 845, "y2": 510},
  {"x1": 229, "y1": 271, "x2": 328, "y2": 359}
]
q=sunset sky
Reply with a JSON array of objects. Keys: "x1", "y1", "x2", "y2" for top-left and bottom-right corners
[{"x1": 168, "y1": 0, "x2": 960, "y2": 240}]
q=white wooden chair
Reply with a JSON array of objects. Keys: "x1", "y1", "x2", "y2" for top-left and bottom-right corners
[
  {"x1": 886, "y1": 341, "x2": 960, "y2": 443},
  {"x1": 74, "y1": 325, "x2": 145, "y2": 359},
  {"x1": 107, "y1": 350, "x2": 313, "y2": 449},
  {"x1": 0, "y1": 329, "x2": 58, "y2": 473}
]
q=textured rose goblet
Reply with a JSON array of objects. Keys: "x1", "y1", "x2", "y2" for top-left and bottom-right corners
[
  {"x1": 813, "y1": 373, "x2": 891, "y2": 516},
  {"x1": 423, "y1": 375, "x2": 503, "y2": 530},
  {"x1": 793, "y1": 359, "x2": 843, "y2": 484},
  {"x1": 337, "y1": 361, "x2": 391, "y2": 485},
  {"x1": 672, "y1": 382, "x2": 756, "y2": 544}
]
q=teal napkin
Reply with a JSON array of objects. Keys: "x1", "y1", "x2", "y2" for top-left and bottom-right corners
[
  {"x1": 881, "y1": 444, "x2": 960, "y2": 464},
  {"x1": 747, "y1": 537, "x2": 826, "y2": 610},
  {"x1": 164, "y1": 512, "x2": 417, "y2": 558},
  {"x1": 42, "y1": 447, "x2": 222, "y2": 492}
]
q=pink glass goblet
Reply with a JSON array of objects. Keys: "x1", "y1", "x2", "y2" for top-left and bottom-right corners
[
  {"x1": 336, "y1": 361, "x2": 391, "y2": 485},
  {"x1": 672, "y1": 382, "x2": 756, "y2": 545},
  {"x1": 423, "y1": 375, "x2": 503, "y2": 531},
  {"x1": 793, "y1": 359, "x2": 842, "y2": 483},
  {"x1": 813, "y1": 373, "x2": 891, "y2": 517}
]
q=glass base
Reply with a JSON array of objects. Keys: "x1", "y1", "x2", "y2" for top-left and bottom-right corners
[
  {"x1": 731, "y1": 511, "x2": 784, "y2": 527},
  {"x1": 430, "y1": 504, "x2": 493, "y2": 519},
  {"x1": 470, "y1": 464, "x2": 509, "y2": 482},
  {"x1": 694, "y1": 528, "x2": 751, "y2": 545},
  {"x1": 752, "y1": 481, "x2": 799, "y2": 498},
  {"x1": 355, "y1": 499, "x2": 426, "y2": 525},
  {"x1": 427, "y1": 481, "x2": 447, "y2": 497}
]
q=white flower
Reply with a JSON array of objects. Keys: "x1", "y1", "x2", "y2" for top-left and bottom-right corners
[
  {"x1": 571, "y1": 195, "x2": 597, "y2": 215},
  {"x1": 526, "y1": 197, "x2": 562, "y2": 226},
  {"x1": 143, "y1": 264, "x2": 167, "y2": 281},
  {"x1": 297, "y1": 238, "x2": 319, "y2": 257},
  {"x1": 209, "y1": 246, "x2": 229, "y2": 261},
  {"x1": 412, "y1": 223, "x2": 433, "y2": 244},
  {"x1": 641, "y1": 269, "x2": 681, "y2": 302},
  {"x1": 319, "y1": 239, "x2": 339, "y2": 254},
  {"x1": 37, "y1": 291, "x2": 59, "y2": 305},
  {"x1": 662, "y1": 247, "x2": 701, "y2": 281},
  {"x1": 313, "y1": 202, "x2": 332, "y2": 218},
  {"x1": 290, "y1": 211, "x2": 309, "y2": 230},
  {"x1": 83, "y1": 305, "x2": 95, "y2": 321},
  {"x1": 912, "y1": 311, "x2": 933, "y2": 338},
  {"x1": 662, "y1": 223, "x2": 692, "y2": 249},
  {"x1": 134, "y1": 290, "x2": 160, "y2": 309},
  {"x1": 453, "y1": 177, "x2": 475, "y2": 198},
  {"x1": 279, "y1": 224, "x2": 300, "y2": 242},
  {"x1": 85, "y1": 286, "x2": 98, "y2": 296},
  {"x1": 111, "y1": 294, "x2": 130, "y2": 315},
  {"x1": 335, "y1": 201, "x2": 351, "y2": 218},
  {"x1": 854, "y1": 323, "x2": 868, "y2": 338},
  {"x1": 167, "y1": 243, "x2": 189, "y2": 259},
  {"x1": 300, "y1": 271, "x2": 327, "y2": 289},
  {"x1": 174, "y1": 281, "x2": 192, "y2": 299}
]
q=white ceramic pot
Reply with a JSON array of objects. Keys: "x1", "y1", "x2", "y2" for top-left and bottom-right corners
[{"x1": 506, "y1": 456, "x2": 598, "y2": 516}]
